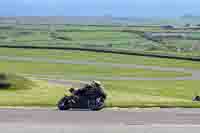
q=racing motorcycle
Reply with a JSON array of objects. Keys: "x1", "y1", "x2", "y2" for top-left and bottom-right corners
[{"x1": 57, "y1": 89, "x2": 106, "y2": 111}]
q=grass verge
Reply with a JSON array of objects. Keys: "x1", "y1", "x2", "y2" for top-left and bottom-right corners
[
  {"x1": 0, "y1": 75, "x2": 200, "y2": 108},
  {"x1": 0, "y1": 74, "x2": 66, "y2": 106},
  {"x1": 104, "y1": 80, "x2": 200, "y2": 108}
]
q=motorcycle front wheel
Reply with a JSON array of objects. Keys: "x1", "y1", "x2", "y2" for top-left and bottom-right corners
[{"x1": 57, "y1": 97, "x2": 71, "y2": 110}]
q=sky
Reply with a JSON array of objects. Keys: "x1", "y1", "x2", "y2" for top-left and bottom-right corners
[{"x1": 0, "y1": 0, "x2": 199, "y2": 17}]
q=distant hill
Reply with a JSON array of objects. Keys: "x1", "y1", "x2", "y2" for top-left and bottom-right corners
[
  {"x1": 0, "y1": 16, "x2": 200, "y2": 26},
  {"x1": 0, "y1": 16, "x2": 153, "y2": 25}
]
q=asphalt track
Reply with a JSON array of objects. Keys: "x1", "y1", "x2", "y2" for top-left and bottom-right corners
[
  {"x1": 1, "y1": 55, "x2": 200, "y2": 80},
  {"x1": 1, "y1": 108, "x2": 200, "y2": 132}
]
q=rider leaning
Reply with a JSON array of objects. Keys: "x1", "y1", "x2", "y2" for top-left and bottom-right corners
[{"x1": 70, "y1": 80, "x2": 107, "y2": 99}]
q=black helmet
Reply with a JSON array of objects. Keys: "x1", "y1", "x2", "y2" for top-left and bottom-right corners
[{"x1": 69, "y1": 88, "x2": 75, "y2": 93}]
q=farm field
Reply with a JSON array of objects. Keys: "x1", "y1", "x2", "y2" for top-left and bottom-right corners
[{"x1": 0, "y1": 24, "x2": 200, "y2": 57}]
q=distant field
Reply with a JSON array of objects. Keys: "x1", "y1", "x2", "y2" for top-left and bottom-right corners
[
  {"x1": 0, "y1": 24, "x2": 200, "y2": 57},
  {"x1": 0, "y1": 59, "x2": 190, "y2": 79},
  {"x1": 0, "y1": 48, "x2": 200, "y2": 69}
]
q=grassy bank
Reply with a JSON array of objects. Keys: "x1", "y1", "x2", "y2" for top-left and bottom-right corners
[
  {"x1": 104, "y1": 80, "x2": 200, "y2": 108},
  {"x1": 0, "y1": 74, "x2": 66, "y2": 106},
  {"x1": 0, "y1": 74, "x2": 200, "y2": 108}
]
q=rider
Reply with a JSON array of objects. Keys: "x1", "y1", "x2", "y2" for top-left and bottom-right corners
[{"x1": 69, "y1": 80, "x2": 107, "y2": 100}]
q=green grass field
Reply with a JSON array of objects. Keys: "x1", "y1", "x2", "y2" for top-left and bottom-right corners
[
  {"x1": 104, "y1": 80, "x2": 200, "y2": 108},
  {"x1": 0, "y1": 23, "x2": 200, "y2": 108},
  {"x1": 0, "y1": 48, "x2": 199, "y2": 107},
  {"x1": 0, "y1": 73, "x2": 66, "y2": 106},
  {"x1": 0, "y1": 74, "x2": 200, "y2": 108},
  {"x1": 0, "y1": 24, "x2": 200, "y2": 56},
  {"x1": 0, "y1": 48, "x2": 200, "y2": 69},
  {"x1": 1, "y1": 60, "x2": 190, "y2": 78},
  {"x1": 0, "y1": 48, "x2": 195, "y2": 79}
]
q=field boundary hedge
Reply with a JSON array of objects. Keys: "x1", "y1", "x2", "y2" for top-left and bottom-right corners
[{"x1": 0, "y1": 45, "x2": 200, "y2": 62}]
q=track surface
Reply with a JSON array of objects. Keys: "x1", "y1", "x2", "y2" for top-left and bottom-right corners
[
  {"x1": 2, "y1": 108, "x2": 200, "y2": 125},
  {"x1": 1, "y1": 108, "x2": 200, "y2": 132},
  {"x1": 1, "y1": 55, "x2": 200, "y2": 80}
]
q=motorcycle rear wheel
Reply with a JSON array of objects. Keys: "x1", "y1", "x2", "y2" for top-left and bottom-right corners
[{"x1": 88, "y1": 99, "x2": 105, "y2": 111}]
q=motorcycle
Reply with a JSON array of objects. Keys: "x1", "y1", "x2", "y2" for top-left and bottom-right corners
[
  {"x1": 57, "y1": 89, "x2": 106, "y2": 111},
  {"x1": 193, "y1": 95, "x2": 200, "y2": 101}
]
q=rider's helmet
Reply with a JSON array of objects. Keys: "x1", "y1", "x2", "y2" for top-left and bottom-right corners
[
  {"x1": 69, "y1": 88, "x2": 75, "y2": 93},
  {"x1": 91, "y1": 80, "x2": 101, "y2": 87}
]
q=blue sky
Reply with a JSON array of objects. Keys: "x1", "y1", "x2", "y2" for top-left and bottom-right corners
[{"x1": 0, "y1": 0, "x2": 199, "y2": 17}]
